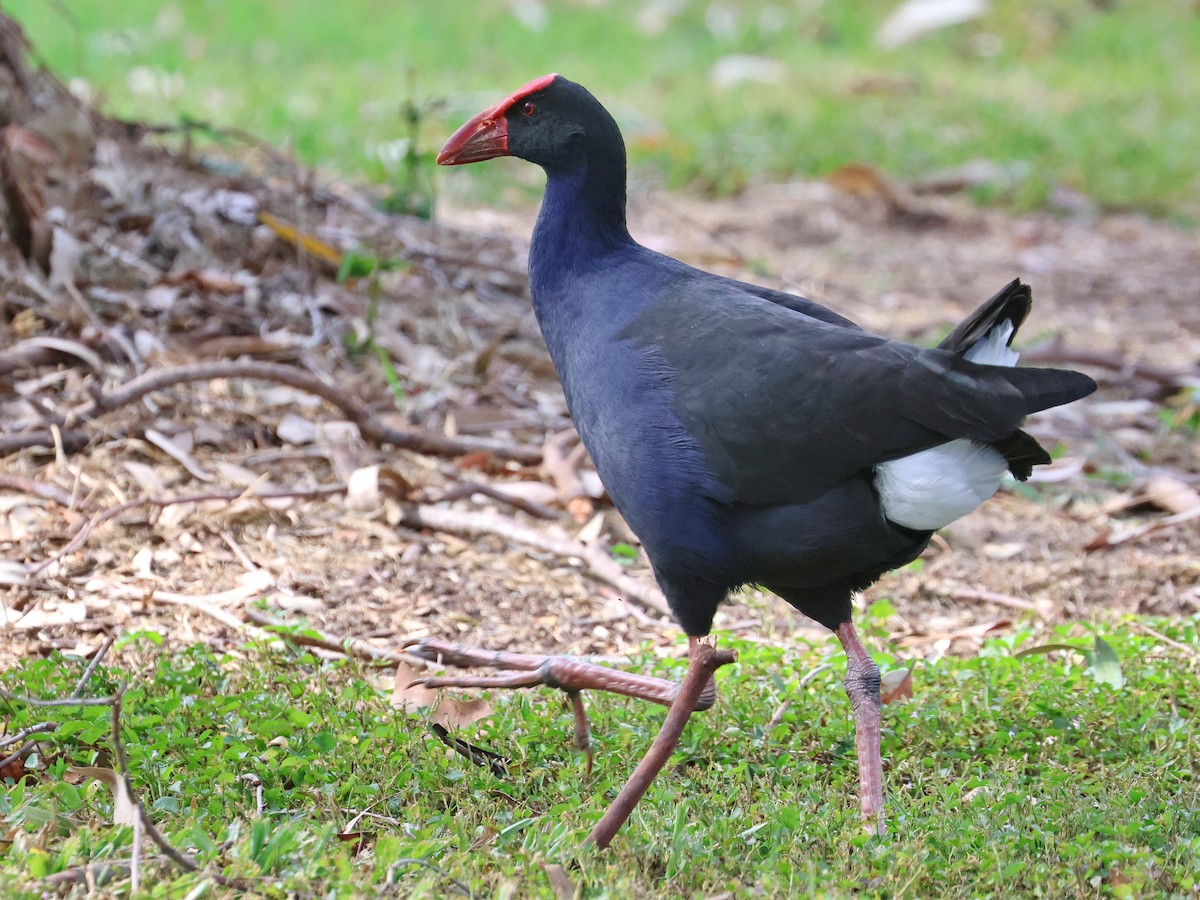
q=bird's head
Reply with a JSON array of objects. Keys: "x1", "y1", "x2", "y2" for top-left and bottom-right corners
[{"x1": 437, "y1": 74, "x2": 623, "y2": 174}]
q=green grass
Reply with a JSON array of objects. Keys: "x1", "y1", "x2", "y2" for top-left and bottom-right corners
[
  {"x1": 3, "y1": 619, "x2": 1199, "y2": 897},
  {"x1": 5, "y1": 0, "x2": 1199, "y2": 217}
]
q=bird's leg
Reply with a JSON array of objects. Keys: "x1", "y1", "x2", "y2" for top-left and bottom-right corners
[
  {"x1": 566, "y1": 690, "x2": 593, "y2": 775},
  {"x1": 405, "y1": 637, "x2": 717, "y2": 711},
  {"x1": 587, "y1": 638, "x2": 737, "y2": 849},
  {"x1": 836, "y1": 621, "x2": 886, "y2": 836},
  {"x1": 405, "y1": 637, "x2": 719, "y2": 773}
]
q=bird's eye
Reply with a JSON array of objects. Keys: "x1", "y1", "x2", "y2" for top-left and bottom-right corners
[{"x1": 521, "y1": 101, "x2": 537, "y2": 117}]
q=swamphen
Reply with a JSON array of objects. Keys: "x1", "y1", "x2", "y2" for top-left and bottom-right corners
[{"x1": 413, "y1": 74, "x2": 1096, "y2": 844}]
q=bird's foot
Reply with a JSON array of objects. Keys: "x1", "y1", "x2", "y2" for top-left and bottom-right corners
[
  {"x1": 404, "y1": 637, "x2": 719, "y2": 775},
  {"x1": 404, "y1": 638, "x2": 717, "y2": 710}
]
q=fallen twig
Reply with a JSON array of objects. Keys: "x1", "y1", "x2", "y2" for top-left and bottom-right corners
[
  {"x1": 0, "y1": 687, "x2": 125, "y2": 708},
  {"x1": 437, "y1": 479, "x2": 560, "y2": 520},
  {"x1": 948, "y1": 587, "x2": 1042, "y2": 613},
  {"x1": 0, "y1": 471, "x2": 75, "y2": 507},
  {"x1": 0, "y1": 637, "x2": 114, "y2": 770},
  {"x1": 106, "y1": 686, "x2": 251, "y2": 890},
  {"x1": 112, "y1": 115, "x2": 302, "y2": 173},
  {"x1": 0, "y1": 428, "x2": 91, "y2": 455},
  {"x1": 0, "y1": 719, "x2": 57, "y2": 751},
  {"x1": 64, "y1": 360, "x2": 542, "y2": 464},
  {"x1": 0, "y1": 335, "x2": 107, "y2": 377},
  {"x1": 1023, "y1": 337, "x2": 1199, "y2": 390},
  {"x1": 101, "y1": 576, "x2": 275, "y2": 631},
  {"x1": 1085, "y1": 506, "x2": 1200, "y2": 552},
  {"x1": 71, "y1": 635, "x2": 116, "y2": 697},
  {"x1": 243, "y1": 606, "x2": 432, "y2": 669},
  {"x1": 1130, "y1": 622, "x2": 1199, "y2": 658}
]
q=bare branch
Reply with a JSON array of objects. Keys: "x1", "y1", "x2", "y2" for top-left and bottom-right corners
[
  {"x1": 0, "y1": 471, "x2": 75, "y2": 507},
  {"x1": 243, "y1": 606, "x2": 433, "y2": 669},
  {"x1": 68, "y1": 360, "x2": 542, "y2": 464},
  {"x1": 1024, "y1": 337, "x2": 1199, "y2": 390}
]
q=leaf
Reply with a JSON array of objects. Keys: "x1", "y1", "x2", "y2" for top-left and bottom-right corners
[
  {"x1": 67, "y1": 767, "x2": 138, "y2": 826},
  {"x1": 0, "y1": 754, "x2": 26, "y2": 783},
  {"x1": 346, "y1": 465, "x2": 414, "y2": 511},
  {"x1": 710, "y1": 55, "x2": 786, "y2": 90},
  {"x1": 880, "y1": 667, "x2": 914, "y2": 704},
  {"x1": 610, "y1": 543, "x2": 639, "y2": 561},
  {"x1": 144, "y1": 428, "x2": 215, "y2": 482},
  {"x1": 1143, "y1": 476, "x2": 1200, "y2": 515},
  {"x1": 876, "y1": 0, "x2": 987, "y2": 49},
  {"x1": 258, "y1": 211, "x2": 343, "y2": 267},
  {"x1": 826, "y1": 163, "x2": 898, "y2": 200},
  {"x1": 1016, "y1": 639, "x2": 1124, "y2": 690},
  {"x1": 391, "y1": 661, "x2": 493, "y2": 729},
  {"x1": 1088, "y1": 636, "x2": 1124, "y2": 690},
  {"x1": 276, "y1": 412, "x2": 318, "y2": 445},
  {"x1": 1014, "y1": 642, "x2": 1085, "y2": 658},
  {"x1": 429, "y1": 723, "x2": 507, "y2": 776},
  {"x1": 335, "y1": 248, "x2": 382, "y2": 282}
]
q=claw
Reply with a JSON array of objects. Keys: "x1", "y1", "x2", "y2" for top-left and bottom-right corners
[{"x1": 402, "y1": 638, "x2": 721, "y2": 782}]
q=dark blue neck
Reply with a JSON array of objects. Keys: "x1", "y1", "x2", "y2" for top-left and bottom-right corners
[{"x1": 529, "y1": 154, "x2": 633, "y2": 302}]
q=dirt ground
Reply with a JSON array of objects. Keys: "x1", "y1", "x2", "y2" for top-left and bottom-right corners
[{"x1": 1, "y1": 23, "x2": 1198, "y2": 675}]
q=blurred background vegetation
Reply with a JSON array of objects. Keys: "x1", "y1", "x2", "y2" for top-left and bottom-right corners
[{"x1": 5, "y1": 0, "x2": 1198, "y2": 220}]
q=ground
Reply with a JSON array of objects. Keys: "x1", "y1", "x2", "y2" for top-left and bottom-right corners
[{"x1": 1, "y1": 37, "x2": 1198, "y2": 679}]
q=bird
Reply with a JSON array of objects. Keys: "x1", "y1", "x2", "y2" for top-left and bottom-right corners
[{"x1": 411, "y1": 73, "x2": 1096, "y2": 844}]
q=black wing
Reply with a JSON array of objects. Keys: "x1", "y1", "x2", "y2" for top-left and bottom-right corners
[{"x1": 625, "y1": 275, "x2": 1094, "y2": 506}]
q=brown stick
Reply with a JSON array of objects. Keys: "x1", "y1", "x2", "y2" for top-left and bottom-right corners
[
  {"x1": 437, "y1": 480, "x2": 560, "y2": 520},
  {"x1": 1023, "y1": 338, "x2": 1198, "y2": 390},
  {"x1": 243, "y1": 607, "x2": 433, "y2": 669},
  {"x1": 0, "y1": 471, "x2": 75, "y2": 507},
  {"x1": 0, "y1": 429, "x2": 91, "y2": 455},
  {"x1": 58, "y1": 360, "x2": 542, "y2": 464},
  {"x1": 948, "y1": 587, "x2": 1041, "y2": 613},
  {"x1": 586, "y1": 643, "x2": 736, "y2": 849}
]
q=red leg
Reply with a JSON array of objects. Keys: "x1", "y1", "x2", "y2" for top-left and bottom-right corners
[
  {"x1": 587, "y1": 638, "x2": 736, "y2": 849},
  {"x1": 406, "y1": 638, "x2": 717, "y2": 710},
  {"x1": 836, "y1": 621, "x2": 885, "y2": 835},
  {"x1": 567, "y1": 690, "x2": 593, "y2": 775}
]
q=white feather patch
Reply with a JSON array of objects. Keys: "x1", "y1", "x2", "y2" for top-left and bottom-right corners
[
  {"x1": 876, "y1": 318, "x2": 1019, "y2": 530},
  {"x1": 963, "y1": 320, "x2": 1019, "y2": 366},
  {"x1": 876, "y1": 440, "x2": 1008, "y2": 530}
]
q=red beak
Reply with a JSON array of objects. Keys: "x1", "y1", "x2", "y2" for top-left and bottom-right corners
[
  {"x1": 437, "y1": 107, "x2": 508, "y2": 166},
  {"x1": 437, "y1": 74, "x2": 559, "y2": 166}
]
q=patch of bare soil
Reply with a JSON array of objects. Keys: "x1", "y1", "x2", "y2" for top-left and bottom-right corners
[{"x1": 2, "y1": 16, "x2": 1198, "y2": 678}]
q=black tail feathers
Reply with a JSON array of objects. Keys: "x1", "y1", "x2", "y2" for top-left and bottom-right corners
[
  {"x1": 947, "y1": 279, "x2": 1095, "y2": 478},
  {"x1": 939, "y1": 279, "x2": 1032, "y2": 355}
]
